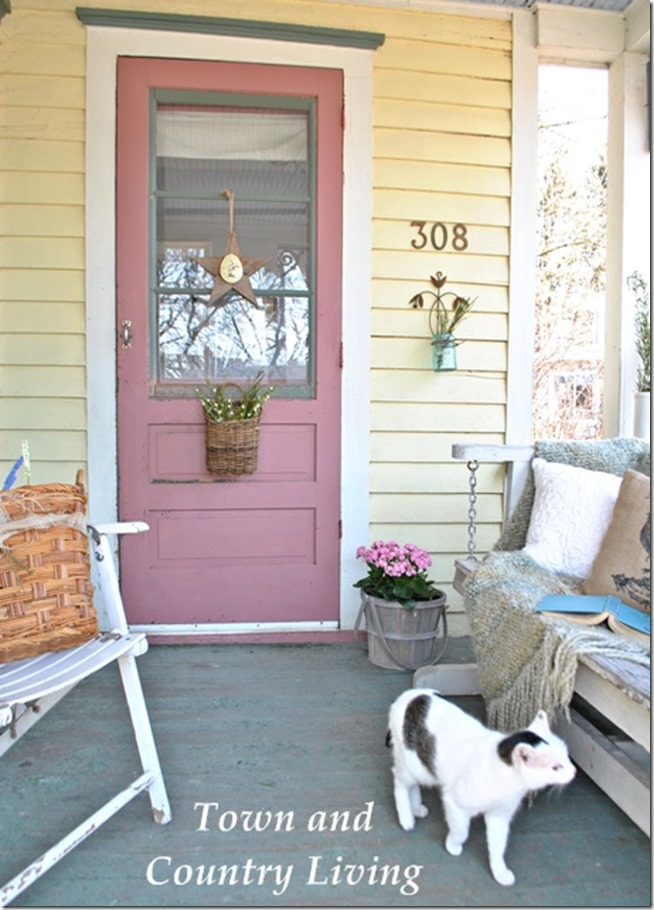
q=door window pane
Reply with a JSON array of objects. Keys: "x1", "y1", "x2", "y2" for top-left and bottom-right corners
[
  {"x1": 152, "y1": 96, "x2": 313, "y2": 396},
  {"x1": 158, "y1": 293, "x2": 310, "y2": 383}
]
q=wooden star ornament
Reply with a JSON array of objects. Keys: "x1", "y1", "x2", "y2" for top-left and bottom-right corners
[{"x1": 193, "y1": 190, "x2": 272, "y2": 309}]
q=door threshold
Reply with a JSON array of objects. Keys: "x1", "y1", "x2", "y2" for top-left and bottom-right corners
[{"x1": 130, "y1": 621, "x2": 340, "y2": 636}]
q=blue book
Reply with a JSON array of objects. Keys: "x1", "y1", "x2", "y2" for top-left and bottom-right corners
[{"x1": 536, "y1": 594, "x2": 650, "y2": 641}]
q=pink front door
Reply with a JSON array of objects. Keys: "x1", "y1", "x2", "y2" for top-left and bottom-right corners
[{"x1": 115, "y1": 57, "x2": 343, "y2": 626}]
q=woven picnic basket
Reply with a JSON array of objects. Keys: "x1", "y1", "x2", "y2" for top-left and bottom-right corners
[
  {"x1": 205, "y1": 413, "x2": 261, "y2": 475},
  {"x1": 0, "y1": 470, "x2": 99, "y2": 663}
]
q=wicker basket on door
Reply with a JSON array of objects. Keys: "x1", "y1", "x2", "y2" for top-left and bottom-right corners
[
  {"x1": 0, "y1": 470, "x2": 99, "y2": 663},
  {"x1": 199, "y1": 378, "x2": 272, "y2": 477},
  {"x1": 205, "y1": 413, "x2": 261, "y2": 475}
]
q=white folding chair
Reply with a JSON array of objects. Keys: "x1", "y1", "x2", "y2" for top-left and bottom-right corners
[{"x1": 0, "y1": 522, "x2": 171, "y2": 907}]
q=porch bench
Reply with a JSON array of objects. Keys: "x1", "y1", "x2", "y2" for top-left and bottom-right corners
[{"x1": 415, "y1": 438, "x2": 650, "y2": 836}]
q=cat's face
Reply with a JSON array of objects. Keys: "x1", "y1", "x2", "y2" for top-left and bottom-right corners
[{"x1": 513, "y1": 710, "x2": 576, "y2": 789}]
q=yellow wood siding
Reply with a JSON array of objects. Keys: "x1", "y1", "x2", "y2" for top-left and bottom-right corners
[
  {"x1": 0, "y1": 0, "x2": 86, "y2": 481},
  {"x1": 370, "y1": 9, "x2": 511, "y2": 622},
  {"x1": 0, "y1": 0, "x2": 511, "y2": 629}
]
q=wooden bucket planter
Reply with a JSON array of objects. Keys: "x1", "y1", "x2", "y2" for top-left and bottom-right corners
[{"x1": 357, "y1": 591, "x2": 448, "y2": 671}]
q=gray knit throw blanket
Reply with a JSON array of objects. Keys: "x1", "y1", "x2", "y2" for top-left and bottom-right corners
[
  {"x1": 464, "y1": 551, "x2": 650, "y2": 731},
  {"x1": 464, "y1": 437, "x2": 651, "y2": 732}
]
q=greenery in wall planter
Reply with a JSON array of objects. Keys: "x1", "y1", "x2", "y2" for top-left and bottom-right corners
[{"x1": 409, "y1": 271, "x2": 475, "y2": 371}]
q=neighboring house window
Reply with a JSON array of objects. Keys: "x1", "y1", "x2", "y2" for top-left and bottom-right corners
[
  {"x1": 532, "y1": 64, "x2": 608, "y2": 440},
  {"x1": 554, "y1": 369, "x2": 603, "y2": 437}
]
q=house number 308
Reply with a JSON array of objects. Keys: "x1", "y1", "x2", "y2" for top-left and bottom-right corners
[{"x1": 410, "y1": 221, "x2": 469, "y2": 252}]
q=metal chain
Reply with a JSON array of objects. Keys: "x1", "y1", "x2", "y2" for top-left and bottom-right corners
[{"x1": 466, "y1": 459, "x2": 479, "y2": 559}]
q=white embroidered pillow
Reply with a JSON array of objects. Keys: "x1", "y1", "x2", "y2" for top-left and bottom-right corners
[{"x1": 522, "y1": 458, "x2": 622, "y2": 577}]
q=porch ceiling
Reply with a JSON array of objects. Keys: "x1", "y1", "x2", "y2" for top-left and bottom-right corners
[
  {"x1": 332, "y1": 0, "x2": 637, "y2": 12},
  {"x1": 467, "y1": 0, "x2": 632, "y2": 10}
]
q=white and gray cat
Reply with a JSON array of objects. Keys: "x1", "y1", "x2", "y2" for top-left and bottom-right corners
[{"x1": 386, "y1": 688, "x2": 576, "y2": 886}]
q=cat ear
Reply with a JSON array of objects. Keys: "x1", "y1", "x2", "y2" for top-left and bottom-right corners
[
  {"x1": 515, "y1": 744, "x2": 534, "y2": 766},
  {"x1": 529, "y1": 709, "x2": 550, "y2": 735}
]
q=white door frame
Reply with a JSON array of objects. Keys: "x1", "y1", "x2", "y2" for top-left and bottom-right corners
[{"x1": 84, "y1": 26, "x2": 372, "y2": 631}]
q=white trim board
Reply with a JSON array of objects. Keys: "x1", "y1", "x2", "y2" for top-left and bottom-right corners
[
  {"x1": 535, "y1": 4, "x2": 625, "y2": 63},
  {"x1": 84, "y1": 27, "x2": 372, "y2": 631},
  {"x1": 130, "y1": 622, "x2": 340, "y2": 636},
  {"x1": 308, "y1": 0, "x2": 513, "y2": 18},
  {"x1": 506, "y1": 9, "x2": 539, "y2": 447}
]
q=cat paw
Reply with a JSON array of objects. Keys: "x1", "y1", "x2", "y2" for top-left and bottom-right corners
[
  {"x1": 398, "y1": 813, "x2": 416, "y2": 832},
  {"x1": 445, "y1": 835, "x2": 463, "y2": 857},
  {"x1": 492, "y1": 867, "x2": 515, "y2": 887},
  {"x1": 414, "y1": 804, "x2": 429, "y2": 819}
]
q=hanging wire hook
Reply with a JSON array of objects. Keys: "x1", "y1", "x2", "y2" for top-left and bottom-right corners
[{"x1": 222, "y1": 189, "x2": 235, "y2": 234}]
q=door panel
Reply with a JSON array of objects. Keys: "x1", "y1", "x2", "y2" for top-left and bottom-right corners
[
  {"x1": 116, "y1": 57, "x2": 342, "y2": 626},
  {"x1": 147, "y1": 422, "x2": 317, "y2": 483}
]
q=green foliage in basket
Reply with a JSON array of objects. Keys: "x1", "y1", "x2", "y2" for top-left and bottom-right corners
[{"x1": 196, "y1": 372, "x2": 274, "y2": 423}]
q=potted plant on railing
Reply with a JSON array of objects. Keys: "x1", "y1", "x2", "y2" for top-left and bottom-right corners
[
  {"x1": 353, "y1": 540, "x2": 448, "y2": 671},
  {"x1": 196, "y1": 372, "x2": 274, "y2": 476},
  {"x1": 627, "y1": 271, "x2": 650, "y2": 439}
]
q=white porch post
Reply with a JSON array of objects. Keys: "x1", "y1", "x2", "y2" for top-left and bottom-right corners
[{"x1": 605, "y1": 48, "x2": 650, "y2": 436}]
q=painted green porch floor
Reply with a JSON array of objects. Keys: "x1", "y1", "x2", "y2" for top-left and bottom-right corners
[{"x1": 0, "y1": 640, "x2": 650, "y2": 908}]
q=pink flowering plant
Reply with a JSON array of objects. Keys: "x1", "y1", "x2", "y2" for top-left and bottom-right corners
[{"x1": 354, "y1": 540, "x2": 438, "y2": 608}]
